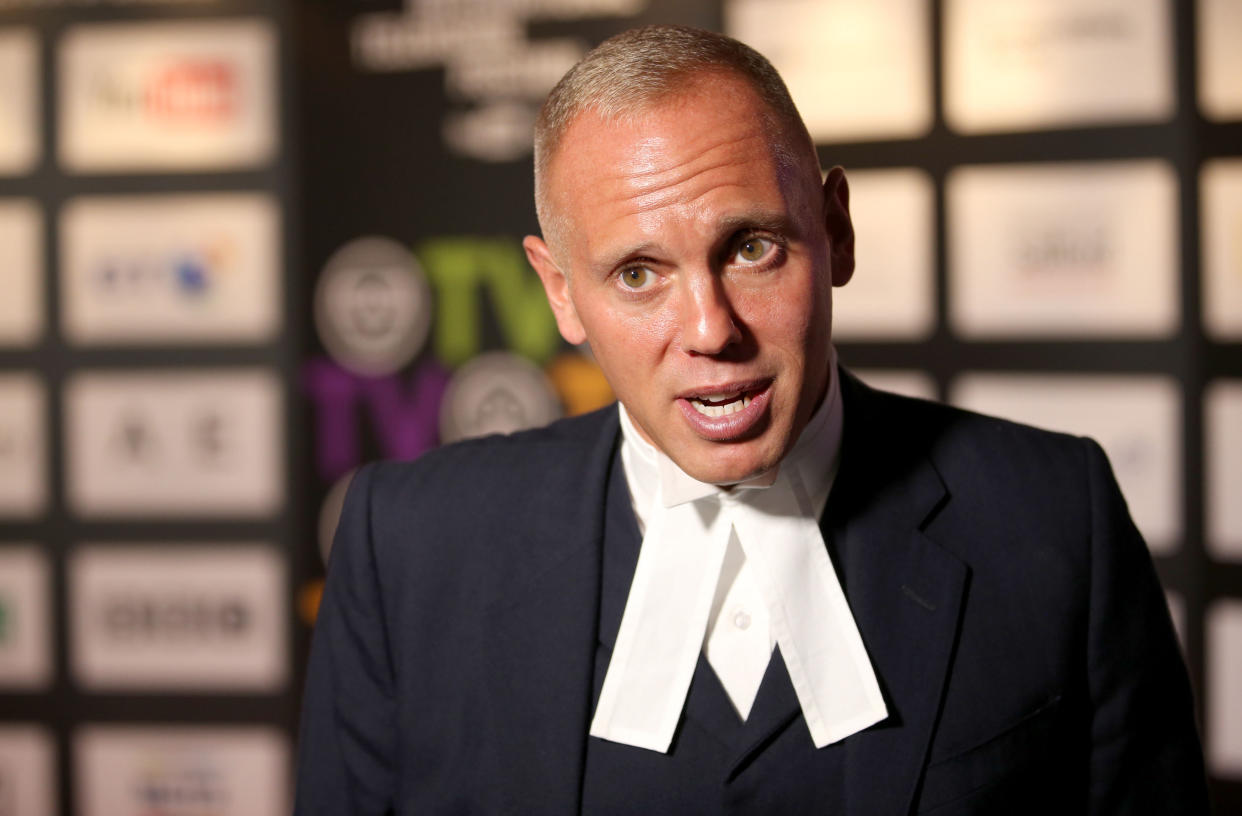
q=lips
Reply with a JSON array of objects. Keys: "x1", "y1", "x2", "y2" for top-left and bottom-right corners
[{"x1": 677, "y1": 380, "x2": 772, "y2": 440}]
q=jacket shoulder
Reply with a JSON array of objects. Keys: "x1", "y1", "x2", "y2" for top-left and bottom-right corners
[
  {"x1": 363, "y1": 404, "x2": 619, "y2": 504},
  {"x1": 854, "y1": 380, "x2": 1091, "y2": 482}
]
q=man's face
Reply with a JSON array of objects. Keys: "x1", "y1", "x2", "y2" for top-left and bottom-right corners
[{"x1": 526, "y1": 71, "x2": 854, "y2": 485}]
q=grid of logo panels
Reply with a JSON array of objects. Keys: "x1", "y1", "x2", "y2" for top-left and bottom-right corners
[
  {"x1": 0, "y1": 0, "x2": 1239, "y2": 812},
  {"x1": 721, "y1": 0, "x2": 1242, "y2": 797},
  {"x1": 305, "y1": 1, "x2": 1242, "y2": 809},
  {"x1": 0, "y1": 14, "x2": 290, "y2": 815},
  {"x1": 303, "y1": 0, "x2": 1242, "y2": 807}
]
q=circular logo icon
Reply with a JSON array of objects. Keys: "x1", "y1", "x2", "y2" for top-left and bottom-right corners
[
  {"x1": 314, "y1": 237, "x2": 432, "y2": 375},
  {"x1": 439, "y1": 351, "x2": 563, "y2": 444}
]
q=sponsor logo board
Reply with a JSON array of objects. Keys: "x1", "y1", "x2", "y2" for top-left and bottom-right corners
[
  {"x1": 61, "y1": 194, "x2": 281, "y2": 344},
  {"x1": 0, "y1": 726, "x2": 56, "y2": 816},
  {"x1": 1206, "y1": 380, "x2": 1242, "y2": 561},
  {"x1": 65, "y1": 369, "x2": 283, "y2": 517},
  {"x1": 0, "y1": 547, "x2": 51, "y2": 689},
  {"x1": 70, "y1": 544, "x2": 285, "y2": 690},
  {"x1": 1201, "y1": 160, "x2": 1242, "y2": 340},
  {"x1": 314, "y1": 236, "x2": 432, "y2": 375},
  {"x1": 944, "y1": 0, "x2": 1174, "y2": 132},
  {"x1": 951, "y1": 373, "x2": 1181, "y2": 552},
  {"x1": 727, "y1": 0, "x2": 931, "y2": 141},
  {"x1": 75, "y1": 726, "x2": 287, "y2": 816},
  {"x1": 439, "y1": 351, "x2": 562, "y2": 444},
  {"x1": 1208, "y1": 600, "x2": 1242, "y2": 777},
  {"x1": 0, "y1": 374, "x2": 46, "y2": 518},
  {"x1": 948, "y1": 160, "x2": 1178, "y2": 338},
  {"x1": 0, "y1": 200, "x2": 42, "y2": 347},
  {"x1": 0, "y1": 29, "x2": 39, "y2": 175},
  {"x1": 1198, "y1": 0, "x2": 1242, "y2": 120},
  {"x1": 830, "y1": 168, "x2": 935, "y2": 339},
  {"x1": 58, "y1": 19, "x2": 276, "y2": 171}
]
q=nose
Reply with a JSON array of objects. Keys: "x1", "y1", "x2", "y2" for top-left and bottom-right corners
[{"x1": 679, "y1": 271, "x2": 742, "y2": 356}]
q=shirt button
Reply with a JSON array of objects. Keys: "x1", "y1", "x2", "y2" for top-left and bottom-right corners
[{"x1": 733, "y1": 610, "x2": 752, "y2": 630}]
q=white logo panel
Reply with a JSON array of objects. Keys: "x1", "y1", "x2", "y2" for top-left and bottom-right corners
[
  {"x1": 65, "y1": 369, "x2": 283, "y2": 517},
  {"x1": 1198, "y1": 0, "x2": 1242, "y2": 120},
  {"x1": 1208, "y1": 600, "x2": 1242, "y2": 778},
  {"x1": 75, "y1": 726, "x2": 288, "y2": 816},
  {"x1": 726, "y1": 0, "x2": 932, "y2": 141},
  {"x1": 0, "y1": 547, "x2": 51, "y2": 689},
  {"x1": 0, "y1": 29, "x2": 39, "y2": 175},
  {"x1": 58, "y1": 19, "x2": 276, "y2": 172},
  {"x1": 948, "y1": 161, "x2": 1179, "y2": 338},
  {"x1": 951, "y1": 373, "x2": 1181, "y2": 552},
  {"x1": 0, "y1": 374, "x2": 46, "y2": 518},
  {"x1": 831, "y1": 168, "x2": 935, "y2": 339},
  {"x1": 61, "y1": 194, "x2": 281, "y2": 344},
  {"x1": 1202, "y1": 160, "x2": 1242, "y2": 340},
  {"x1": 944, "y1": 0, "x2": 1174, "y2": 133},
  {"x1": 1206, "y1": 381, "x2": 1242, "y2": 561},
  {"x1": 70, "y1": 544, "x2": 286, "y2": 690},
  {"x1": 0, "y1": 726, "x2": 56, "y2": 816},
  {"x1": 0, "y1": 200, "x2": 43, "y2": 346}
]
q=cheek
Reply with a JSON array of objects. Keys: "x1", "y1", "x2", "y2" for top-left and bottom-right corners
[
  {"x1": 576, "y1": 300, "x2": 675, "y2": 380},
  {"x1": 743, "y1": 286, "x2": 819, "y2": 351},
  {"x1": 576, "y1": 283, "x2": 676, "y2": 342}
]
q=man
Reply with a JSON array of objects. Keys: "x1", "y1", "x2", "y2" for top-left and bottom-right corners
[{"x1": 296, "y1": 26, "x2": 1207, "y2": 814}]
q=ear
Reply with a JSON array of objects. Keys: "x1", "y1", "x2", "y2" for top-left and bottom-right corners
[
  {"x1": 524, "y1": 235, "x2": 587, "y2": 345},
  {"x1": 822, "y1": 166, "x2": 856, "y2": 287}
]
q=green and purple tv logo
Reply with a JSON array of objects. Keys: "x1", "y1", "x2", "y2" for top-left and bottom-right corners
[{"x1": 303, "y1": 236, "x2": 612, "y2": 574}]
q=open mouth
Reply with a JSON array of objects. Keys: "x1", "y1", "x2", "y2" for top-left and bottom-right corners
[
  {"x1": 688, "y1": 391, "x2": 756, "y2": 418},
  {"x1": 676, "y1": 381, "x2": 773, "y2": 441}
]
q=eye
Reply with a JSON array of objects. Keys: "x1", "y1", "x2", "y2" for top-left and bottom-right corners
[
  {"x1": 620, "y1": 265, "x2": 653, "y2": 290},
  {"x1": 735, "y1": 235, "x2": 772, "y2": 264}
]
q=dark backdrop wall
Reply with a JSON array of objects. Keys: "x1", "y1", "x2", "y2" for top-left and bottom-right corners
[{"x1": 0, "y1": 0, "x2": 1239, "y2": 813}]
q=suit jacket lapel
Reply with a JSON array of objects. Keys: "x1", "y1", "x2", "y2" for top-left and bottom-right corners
[
  {"x1": 728, "y1": 371, "x2": 969, "y2": 795},
  {"x1": 482, "y1": 408, "x2": 619, "y2": 815},
  {"x1": 833, "y1": 371, "x2": 969, "y2": 816},
  {"x1": 478, "y1": 372, "x2": 969, "y2": 814}
]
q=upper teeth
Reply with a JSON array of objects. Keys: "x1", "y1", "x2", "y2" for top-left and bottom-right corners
[{"x1": 690, "y1": 393, "x2": 752, "y2": 417}]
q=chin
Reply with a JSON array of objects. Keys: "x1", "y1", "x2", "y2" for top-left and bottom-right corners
[{"x1": 679, "y1": 443, "x2": 780, "y2": 487}]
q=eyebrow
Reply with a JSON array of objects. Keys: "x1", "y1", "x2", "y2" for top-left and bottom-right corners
[
  {"x1": 715, "y1": 210, "x2": 798, "y2": 239},
  {"x1": 590, "y1": 241, "x2": 662, "y2": 278}
]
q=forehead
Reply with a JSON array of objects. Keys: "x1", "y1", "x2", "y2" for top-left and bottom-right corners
[{"x1": 545, "y1": 75, "x2": 814, "y2": 259}]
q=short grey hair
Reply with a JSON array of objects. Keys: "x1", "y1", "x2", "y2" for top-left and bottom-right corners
[{"x1": 532, "y1": 25, "x2": 818, "y2": 253}]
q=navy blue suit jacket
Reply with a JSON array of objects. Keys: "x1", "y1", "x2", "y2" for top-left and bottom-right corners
[{"x1": 295, "y1": 371, "x2": 1207, "y2": 814}]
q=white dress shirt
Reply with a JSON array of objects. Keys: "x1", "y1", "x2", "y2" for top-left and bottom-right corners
[{"x1": 589, "y1": 355, "x2": 888, "y2": 753}]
